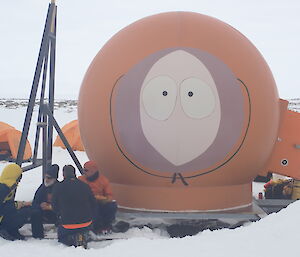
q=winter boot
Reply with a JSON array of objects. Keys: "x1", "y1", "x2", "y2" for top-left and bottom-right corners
[
  {"x1": 0, "y1": 229, "x2": 15, "y2": 241},
  {"x1": 7, "y1": 229, "x2": 25, "y2": 240},
  {"x1": 73, "y1": 232, "x2": 88, "y2": 249}
]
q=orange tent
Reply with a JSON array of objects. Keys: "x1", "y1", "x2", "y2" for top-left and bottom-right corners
[
  {"x1": 54, "y1": 120, "x2": 84, "y2": 151},
  {"x1": 0, "y1": 121, "x2": 32, "y2": 161}
]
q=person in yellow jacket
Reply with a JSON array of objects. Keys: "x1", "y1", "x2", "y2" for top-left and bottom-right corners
[{"x1": 0, "y1": 164, "x2": 31, "y2": 240}]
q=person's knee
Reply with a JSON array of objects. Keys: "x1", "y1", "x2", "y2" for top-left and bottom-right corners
[
  {"x1": 107, "y1": 201, "x2": 117, "y2": 214},
  {"x1": 31, "y1": 208, "x2": 42, "y2": 218},
  {"x1": 1, "y1": 217, "x2": 20, "y2": 231}
]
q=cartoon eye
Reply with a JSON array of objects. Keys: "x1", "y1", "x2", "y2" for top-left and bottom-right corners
[
  {"x1": 142, "y1": 76, "x2": 177, "y2": 120},
  {"x1": 281, "y1": 159, "x2": 288, "y2": 166},
  {"x1": 180, "y1": 77, "x2": 216, "y2": 119}
]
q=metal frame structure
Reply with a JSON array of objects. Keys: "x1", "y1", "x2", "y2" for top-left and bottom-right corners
[{"x1": 16, "y1": 1, "x2": 83, "y2": 175}]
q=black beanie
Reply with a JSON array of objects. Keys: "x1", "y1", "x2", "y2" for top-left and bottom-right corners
[
  {"x1": 63, "y1": 165, "x2": 76, "y2": 179},
  {"x1": 46, "y1": 164, "x2": 59, "y2": 179}
]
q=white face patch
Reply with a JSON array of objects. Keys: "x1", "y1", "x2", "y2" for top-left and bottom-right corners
[
  {"x1": 44, "y1": 178, "x2": 56, "y2": 187},
  {"x1": 140, "y1": 50, "x2": 221, "y2": 166}
]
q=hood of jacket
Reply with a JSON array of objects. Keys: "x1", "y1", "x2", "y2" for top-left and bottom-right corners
[{"x1": 0, "y1": 163, "x2": 22, "y2": 188}]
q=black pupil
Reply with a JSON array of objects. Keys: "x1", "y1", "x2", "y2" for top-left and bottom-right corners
[
  {"x1": 188, "y1": 91, "x2": 193, "y2": 97},
  {"x1": 162, "y1": 91, "x2": 168, "y2": 96}
]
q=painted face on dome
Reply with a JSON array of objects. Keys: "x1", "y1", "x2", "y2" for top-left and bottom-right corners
[{"x1": 111, "y1": 47, "x2": 246, "y2": 175}]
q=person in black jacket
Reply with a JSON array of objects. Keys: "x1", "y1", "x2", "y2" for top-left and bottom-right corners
[
  {"x1": 31, "y1": 164, "x2": 59, "y2": 238},
  {"x1": 52, "y1": 165, "x2": 96, "y2": 247},
  {"x1": 0, "y1": 164, "x2": 31, "y2": 240}
]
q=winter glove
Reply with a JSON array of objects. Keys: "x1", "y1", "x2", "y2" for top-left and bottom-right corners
[
  {"x1": 95, "y1": 195, "x2": 106, "y2": 201},
  {"x1": 15, "y1": 201, "x2": 32, "y2": 209},
  {"x1": 40, "y1": 202, "x2": 52, "y2": 211},
  {"x1": 95, "y1": 195, "x2": 111, "y2": 204}
]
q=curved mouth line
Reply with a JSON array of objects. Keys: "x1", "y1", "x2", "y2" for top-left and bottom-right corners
[{"x1": 110, "y1": 77, "x2": 251, "y2": 181}]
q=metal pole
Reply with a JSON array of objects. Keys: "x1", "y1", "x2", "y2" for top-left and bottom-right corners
[
  {"x1": 32, "y1": 45, "x2": 50, "y2": 164},
  {"x1": 47, "y1": 6, "x2": 57, "y2": 170},
  {"x1": 16, "y1": 4, "x2": 55, "y2": 166},
  {"x1": 43, "y1": 105, "x2": 84, "y2": 174},
  {"x1": 42, "y1": 106, "x2": 48, "y2": 179}
]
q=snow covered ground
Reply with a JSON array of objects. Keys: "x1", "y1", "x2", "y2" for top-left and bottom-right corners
[{"x1": 0, "y1": 104, "x2": 298, "y2": 256}]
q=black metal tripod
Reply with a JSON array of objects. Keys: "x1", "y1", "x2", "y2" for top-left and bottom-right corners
[{"x1": 16, "y1": 1, "x2": 83, "y2": 176}]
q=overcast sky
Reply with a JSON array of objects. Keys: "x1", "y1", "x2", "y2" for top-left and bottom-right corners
[{"x1": 0, "y1": 0, "x2": 299, "y2": 99}]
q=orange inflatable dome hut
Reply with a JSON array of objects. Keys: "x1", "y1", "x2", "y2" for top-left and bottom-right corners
[{"x1": 78, "y1": 12, "x2": 281, "y2": 211}]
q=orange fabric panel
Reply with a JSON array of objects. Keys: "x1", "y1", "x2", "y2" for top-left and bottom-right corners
[
  {"x1": 263, "y1": 99, "x2": 300, "y2": 179},
  {"x1": 54, "y1": 120, "x2": 84, "y2": 151},
  {"x1": 78, "y1": 175, "x2": 113, "y2": 200},
  {"x1": 0, "y1": 129, "x2": 10, "y2": 142}
]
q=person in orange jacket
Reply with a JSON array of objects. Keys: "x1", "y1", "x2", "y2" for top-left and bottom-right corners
[{"x1": 78, "y1": 161, "x2": 117, "y2": 234}]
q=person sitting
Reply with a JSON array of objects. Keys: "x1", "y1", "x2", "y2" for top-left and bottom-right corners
[
  {"x1": 31, "y1": 164, "x2": 59, "y2": 239},
  {"x1": 52, "y1": 165, "x2": 96, "y2": 248},
  {"x1": 79, "y1": 160, "x2": 117, "y2": 234},
  {"x1": 0, "y1": 164, "x2": 31, "y2": 240}
]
